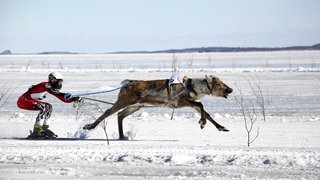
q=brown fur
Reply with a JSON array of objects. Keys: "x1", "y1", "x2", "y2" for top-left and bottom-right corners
[{"x1": 83, "y1": 75, "x2": 233, "y2": 140}]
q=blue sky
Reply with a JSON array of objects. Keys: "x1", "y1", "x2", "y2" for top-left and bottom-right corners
[{"x1": 1, "y1": 0, "x2": 320, "y2": 53}]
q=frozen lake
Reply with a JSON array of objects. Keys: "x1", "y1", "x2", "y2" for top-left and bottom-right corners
[{"x1": 0, "y1": 51, "x2": 320, "y2": 179}]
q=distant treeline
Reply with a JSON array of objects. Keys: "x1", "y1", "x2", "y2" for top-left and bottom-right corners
[
  {"x1": 2, "y1": 43, "x2": 320, "y2": 55},
  {"x1": 113, "y1": 43, "x2": 320, "y2": 54}
]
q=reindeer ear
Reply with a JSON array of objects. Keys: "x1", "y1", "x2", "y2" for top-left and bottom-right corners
[
  {"x1": 211, "y1": 76, "x2": 219, "y2": 82},
  {"x1": 205, "y1": 75, "x2": 211, "y2": 82},
  {"x1": 183, "y1": 76, "x2": 188, "y2": 84}
]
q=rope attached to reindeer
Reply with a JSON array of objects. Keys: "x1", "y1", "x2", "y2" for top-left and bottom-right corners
[{"x1": 66, "y1": 83, "x2": 131, "y2": 100}]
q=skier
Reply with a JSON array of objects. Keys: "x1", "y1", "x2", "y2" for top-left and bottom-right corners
[{"x1": 17, "y1": 72, "x2": 82, "y2": 139}]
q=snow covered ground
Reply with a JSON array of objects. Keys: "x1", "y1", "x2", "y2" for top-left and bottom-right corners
[{"x1": 0, "y1": 51, "x2": 320, "y2": 179}]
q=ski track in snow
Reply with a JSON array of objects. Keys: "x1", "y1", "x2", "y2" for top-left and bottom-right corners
[
  {"x1": 1, "y1": 139, "x2": 319, "y2": 179},
  {"x1": 1, "y1": 51, "x2": 320, "y2": 179}
]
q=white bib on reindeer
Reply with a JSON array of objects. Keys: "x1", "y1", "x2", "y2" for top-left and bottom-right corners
[{"x1": 168, "y1": 76, "x2": 183, "y2": 86}]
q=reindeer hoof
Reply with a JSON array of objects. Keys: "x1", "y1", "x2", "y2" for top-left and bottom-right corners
[
  {"x1": 198, "y1": 119, "x2": 206, "y2": 129},
  {"x1": 218, "y1": 126, "x2": 229, "y2": 132},
  {"x1": 119, "y1": 136, "x2": 129, "y2": 140},
  {"x1": 83, "y1": 123, "x2": 93, "y2": 130}
]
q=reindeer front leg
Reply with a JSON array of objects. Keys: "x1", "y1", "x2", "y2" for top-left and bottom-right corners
[
  {"x1": 184, "y1": 100, "x2": 228, "y2": 131},
  {"x1": 202, "y1": 110, "x2": 229, "y2": 131},
  {"x1": 198, "y1": 110, "x2": 207, "y2": 129},
  {"x1": 182, "y1": 100, "x2": 207, "y2": 129}
]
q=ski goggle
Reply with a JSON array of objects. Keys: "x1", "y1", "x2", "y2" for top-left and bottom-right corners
[{"x1": 50, "y1": 79, "x2": 63, "y2": 89}]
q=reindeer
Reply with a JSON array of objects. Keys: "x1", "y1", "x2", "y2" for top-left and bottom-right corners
[{"x1": 83, "y1": 75, "x2": 233, "y2": 140}]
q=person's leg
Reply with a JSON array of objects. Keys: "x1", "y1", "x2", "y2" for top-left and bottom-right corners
[
  {"x1": 38, "y1": 103, "x2": 57, "y2": 138},
  {"x1": 36, "y1": 103, "x2": 57, "y2": 138},
  {"x1": 17, "y1": 96, "x2": 54, "y2": 138},
  {"x1": 35, "y1": 103, "x2": 52, "y2": 126}
]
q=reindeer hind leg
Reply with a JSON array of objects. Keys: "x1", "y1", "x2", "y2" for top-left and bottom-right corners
[
  {"x1": 83, "y1": 99, "x2": 132, "y2": 130},
  {"x1": 117, "y1": 105, "x2": 143, "y2": 140}
]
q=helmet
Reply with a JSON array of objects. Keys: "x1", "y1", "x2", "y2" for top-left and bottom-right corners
[{"x1": 48, "y1": 72, "x2": 63, "y2": 90}]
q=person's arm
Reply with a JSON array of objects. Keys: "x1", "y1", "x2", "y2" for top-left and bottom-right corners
[{"x1": 45, "y1": 83, "x2": 73, "y2": 103}]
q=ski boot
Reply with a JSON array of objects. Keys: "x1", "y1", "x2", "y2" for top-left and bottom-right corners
[
  {"x1": 27, "y1": 124, "x2": 46, "y2": 139},
  {"x1": 27, "y1": 125, "x2": 58, "y2": 139},
  {"x1": 42, "y1": 125, "x2": 58, "y2": 139}
]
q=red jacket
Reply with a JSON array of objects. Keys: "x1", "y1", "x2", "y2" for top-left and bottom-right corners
[{"x1": 22, "y1": 82, "x2": 73, "y2": 103}]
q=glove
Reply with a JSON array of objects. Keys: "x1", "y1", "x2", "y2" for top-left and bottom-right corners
[
  {"x1": 72, "y1": 96, "x2": 82, "y2": 103},
  {"x1": 64, "y1": 93, "x2": 73, "y2": 100},
  {"x1": 72, "y1": 96, "x2": 84, "y2": 108}
]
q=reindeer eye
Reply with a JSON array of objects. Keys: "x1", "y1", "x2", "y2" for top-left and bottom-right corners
[{"x1": 215, "y1": 84, "x2": 221, "y2": 88}]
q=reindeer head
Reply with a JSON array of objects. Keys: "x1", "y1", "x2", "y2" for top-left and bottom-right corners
[{"x1": 205, "y1": 75, "x2": 233, "y2": 98}]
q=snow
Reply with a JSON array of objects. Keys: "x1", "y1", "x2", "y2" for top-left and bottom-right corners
[{"x1": 0, "y1": 51, "x2": 320, "y2": 179}]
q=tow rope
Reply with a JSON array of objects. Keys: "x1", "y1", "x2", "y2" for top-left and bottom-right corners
[
  {"x1": 64, "y1": 83, "x2": 134, "y2": 100},
  {"x1": 73, "y1": 83, "x2": 129, "y2": 97},
  {"x1": 81, "y1": 97, "x2": 114, "y2": 105}
]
